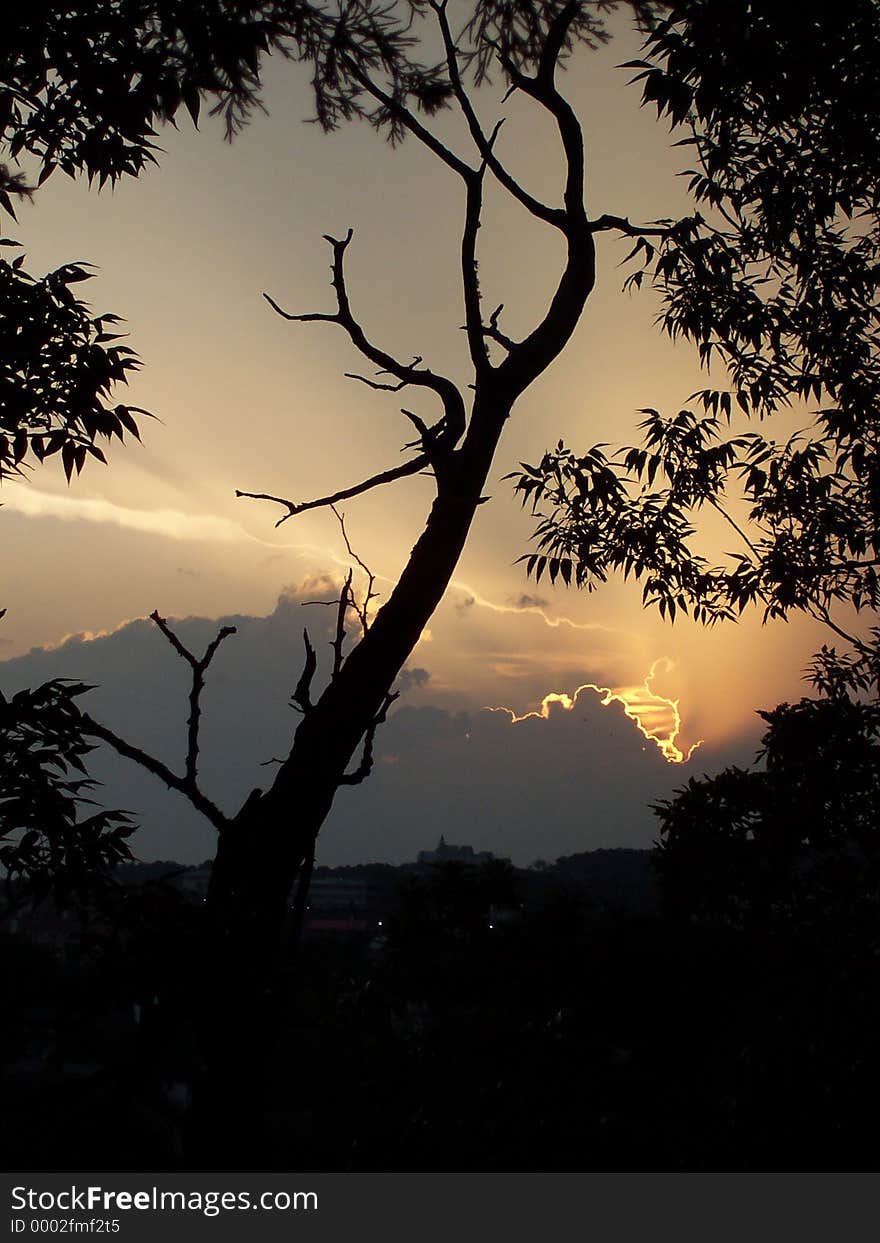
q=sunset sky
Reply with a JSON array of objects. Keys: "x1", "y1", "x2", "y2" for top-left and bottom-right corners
[{"x1": 0, "y1": 12, "x2": 836, "y2": 865}]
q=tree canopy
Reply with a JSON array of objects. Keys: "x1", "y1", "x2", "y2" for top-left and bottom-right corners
[
  {"x1": 513, "y1": 0, "x2": 880, "y2": 687},
  {"x1": 654, "y1": 689, "x2": 880, "y2": 926},
  {"x1": 0, "y1": 0, "x2": 434, "y2": 480},
  {"x1": 0, "y1": 680, "x2": 135, "y2": 904}
]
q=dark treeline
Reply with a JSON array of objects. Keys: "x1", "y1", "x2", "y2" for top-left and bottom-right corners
[{"x1": 4, "y1": 831, "x2": 880, "y2": 1172}]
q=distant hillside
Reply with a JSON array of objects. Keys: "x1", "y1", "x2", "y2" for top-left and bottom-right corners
[
  {"x1": 537, "y1": 848, "x2": 657, "y2": 911},
  {"x1": 114, "y1": 848, "x2": 658, "y2": 909}
]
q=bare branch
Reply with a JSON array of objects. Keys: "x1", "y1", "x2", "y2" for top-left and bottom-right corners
[
  {"x1": 537, "y1": 0, "x2": 580, "y2": 84},
  {"x1": 80, "y1": 713, "x2": 230, "y2": 832},
  {"x1": 149, "y1": 610, "x2": 199, "y2": 669},
  {"x1": 346, "y1": 357, "x2": 424, "y2": 392},
  {"x1": 341, "y1": 55, "x2": 476, "y2": 183},
  {"x1": 588, "y1": 213, "x2": 677, "y2": 239},
  {"x1": 236, "y1": 451, "x2": 430, "y2": 526},
  {"x1": 261, "y1": 294, "x2": 337, "y2": 324},
  {"x1": 332, "y1": 569, "x2": 354, "y2": 678},
  {"x1": 263, "y1": 230, "x2": 466, "y2": 443},
  {"x1": 481, "y1": 303, "x2": 517, "y2": 352},
  {"x1": 331, "y1": 505, "x2": 378, "y2": 635},
  {"x1": 461, "y1": 162, "x2": 491, "y2": 377},
  {"x1": 487, "y1": 8, "x2": 596, "y2": 398},
  {"x1": 432, "y1": 0, "x2": 563, "y2": 229},
  {"x1": 149, "y1": 611, "x2": 236, "y2": 787},
  {"x1": 400, "y1": 409, "x2": 451, "y2": 475},
  {"x1": 76, "y1": 611, "x2": 235, "y2": 831},
  {"x1": 345, "y1": 372, "x2": 407, "y2": 393},
  {"x1": 338, "y1": 690, "x2": 399, "y2": 785},
  {"x1": 291, "y1": 628, "x2": 317, "y2": 714},
  {"x1": 808, "y1": 602, "x2": 866, "y2": 653},
  {"x1": 401, "y1": 408, "x2": 432, "y2": 441}
]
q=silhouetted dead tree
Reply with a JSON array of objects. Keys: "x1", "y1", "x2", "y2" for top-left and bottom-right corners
[{"x1": 218, "y1": 1, "x2": 600, "y2": 978}]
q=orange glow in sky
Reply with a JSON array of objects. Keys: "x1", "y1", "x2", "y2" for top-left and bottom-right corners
[{"x1": 487, "y1": 658, "x2": 703, "y2": 765}]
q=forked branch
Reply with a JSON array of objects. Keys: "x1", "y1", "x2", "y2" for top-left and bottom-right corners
[
  {"x1": 432, "y1": 0, "x2": 563, "y2": 229},
  {"x1": 345, "y1": 359, "x2": 422, "y2": 393},
  {"x1": 77, "y1": 612, "x2": 234, "y2": 830},
  {"x1": 332, "y1": 504, "x2": 379, "y2": 635},
  {"x1": 149, "y1": 610, "x2": 236, "y2": 787},
  {"x1": 263, "y1": 230, "x2": 466, "y2": 442},
  {"x1": 481, "y1": 303, "x2": 517, "y2": 352}
]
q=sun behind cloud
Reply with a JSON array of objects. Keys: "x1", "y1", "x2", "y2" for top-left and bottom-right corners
[{"x1": 486, "y1": 658, "x2": 702, "y2": 765}]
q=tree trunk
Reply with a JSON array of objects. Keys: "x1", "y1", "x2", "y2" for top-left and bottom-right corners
[{"x1": 189, "y1": 397, "x2": 511, "y2": 1164}]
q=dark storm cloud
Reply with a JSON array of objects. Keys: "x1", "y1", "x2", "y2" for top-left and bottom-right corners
[{"x1": 1, "y1": 592, "x2": 760, "y2": 867}]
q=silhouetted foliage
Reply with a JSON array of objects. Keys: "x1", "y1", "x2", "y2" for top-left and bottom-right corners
[
  {"x1": 2, "y1": 0, "x2": 457, "y2": 480},
  {"x1": 514, "y1": 0, "x2": 880, "y2": 683},
  {"x1": 8, "y1": 845, "x2": 880, "y2": 1172},
  {"x1": 654, "y1": 688, "x2": 880, "y2": 924},
  {"x1": 0, "y1": 252, "x2": 147, "y2": 483},
  {"x1": 0, "y1": 681, "x2": 135, "y2": 906},
  {"x1": 4, "y1": 2, "x2": 312, "y2": 189}
]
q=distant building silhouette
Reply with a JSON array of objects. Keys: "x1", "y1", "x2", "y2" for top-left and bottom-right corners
[{"x1": 417, "y1": 835, "x2": 495, "y2": 865}]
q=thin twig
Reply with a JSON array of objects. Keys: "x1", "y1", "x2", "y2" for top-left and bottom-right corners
[
  {"x1": 236, "y1": 452, "x2": 430, "y2": 526},
  {"x1": 345, "y1": 357, "x2": 423, "y2": 392},
  {"x1": 331, "y1": 505, "x2": 378, "y2": 634}
]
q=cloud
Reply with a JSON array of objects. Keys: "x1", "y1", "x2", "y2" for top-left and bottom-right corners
[
  {"x1": 2, "y1": 485, "x2": 251, "y2": 544},
  {"x1": 0, "y1": 590, "x2": 759, "y2": 868},
  {"x1": 508, "y1": 592, "x2": 550, "y2": 610},
  {"x1": 397, "y1": 666, "x2": 431, "y2": 695},
  {"x1": 0, "y1": 486, "x2": 344, "y2": 572},
  {"x1": 450, "y1": 579, "x2": 627, "y2": 637},
  {"x1": 486, "y1": 658, "x2": 702, "y2": 765}
]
